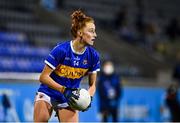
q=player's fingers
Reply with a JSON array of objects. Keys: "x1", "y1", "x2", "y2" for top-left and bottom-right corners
[{"x1": 68, "y1": 97, "x2": 76, "y2": 105}]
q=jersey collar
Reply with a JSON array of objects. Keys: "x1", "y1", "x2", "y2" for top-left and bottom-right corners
[{"x1": 70, "y1": 41, "x2": 87, "y2": 55}]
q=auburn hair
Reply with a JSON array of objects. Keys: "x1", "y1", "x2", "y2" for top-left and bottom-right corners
[{"x1": 71, "y1": 10, "x2": 94, "y2": 38}]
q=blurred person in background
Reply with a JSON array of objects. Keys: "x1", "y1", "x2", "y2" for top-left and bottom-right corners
[
  {"x1": 97, "y1": 60, "x2": 122, "y2": 122},
  {"x1": 33, "y1": 10, "x2": 100, "y2": 122},
  {"x1": 40, "y1": 0, "x2": 58, "y2": 11},
  {"x1": 165, "y1": 83, "x2": 180, "y2": 122},
  {"x1": 173, "y1": 52, "x2": 180, "y2": 85},
  {"x1": 1, "y1": 93, "x2": 11, "y2": 122},
  {"x1": 114, "y1": 5, "x2": 128, "y2": 30},
  {"x1": 165, "y1": 17, "x2": 180, "y2": 42}
]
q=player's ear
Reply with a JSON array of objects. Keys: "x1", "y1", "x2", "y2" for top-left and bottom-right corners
[{"x1": 78, "y1": 30, "x2": 83, "y2": 36}]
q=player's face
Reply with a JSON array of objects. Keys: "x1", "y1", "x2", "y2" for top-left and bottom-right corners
[{"x1": 81, "y1": 22, "x2": 97, "y2": 46}]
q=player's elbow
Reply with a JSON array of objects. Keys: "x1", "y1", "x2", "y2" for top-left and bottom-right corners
[
  {"x1": 91, "y1": 82, "x2": 96, "y2": 89},
  {"x1": 39, "y1": 73, "x2": 43, "y2": 83},
  {"x1": 39, "y1": 73, "x2": 46, "y2": 84}
]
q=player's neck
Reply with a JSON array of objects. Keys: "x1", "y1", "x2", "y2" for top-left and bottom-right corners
[{"x1": 72, "y1": 39, "x2": 86, "y2": 54}]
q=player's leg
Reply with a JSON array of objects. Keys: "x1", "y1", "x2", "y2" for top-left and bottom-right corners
[
  {"x1": 33, "y1": 92, "x2": 53, "y2": 122},
  {"x1": 57, "y1": 108, "x2": 79, "y2": 122},
  {"x1": 34, "y1": 100, "x2": 53, "y2": 122}
]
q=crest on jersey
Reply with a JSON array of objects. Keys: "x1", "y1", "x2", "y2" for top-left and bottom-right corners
[{"x1": 83, "y1": 60, "x2": 88, "y2": 65}]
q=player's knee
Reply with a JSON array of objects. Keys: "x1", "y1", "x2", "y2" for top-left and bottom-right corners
[{"x1": 34, "y1": 113, "x2": 50, "y2": 122}]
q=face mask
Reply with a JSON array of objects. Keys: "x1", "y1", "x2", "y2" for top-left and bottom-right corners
[{"x1": 103, "y1": 64, "x2": 114, "y2": 75}]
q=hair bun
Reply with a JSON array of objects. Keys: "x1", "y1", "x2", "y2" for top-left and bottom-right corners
[
  {"x1": 71, "y1": 10, "x2": 86, "y2": 22},
  {"x1": 70, "y1": 10, "x2": 94, "y2": 38}
]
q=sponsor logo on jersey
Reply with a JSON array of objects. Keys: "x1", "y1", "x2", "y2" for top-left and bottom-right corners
[
  {"x1": 65, "y1": 57, "x2": 70, "y2": 61},
  {"x1": 54, "y1": 65, "x2": 88, "y2": 79},
  {"x1": 74, "y1": 56, "x2": 80, "y2": 61}
]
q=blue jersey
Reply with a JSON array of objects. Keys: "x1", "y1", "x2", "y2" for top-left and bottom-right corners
[{"x1": 38, "y1": 41, "x2": 100, "y2": 102}]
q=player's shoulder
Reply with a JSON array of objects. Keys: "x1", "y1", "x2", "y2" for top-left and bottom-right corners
[
  {"x1": 57, "y1": 40, "x2": 70, "y2": 48},
  {"x1": 53, "y1": 40, "x2": 70, "y2": 51},
  {"x1": 87, "y1": 46, "x2": 100, "y2": 57}
]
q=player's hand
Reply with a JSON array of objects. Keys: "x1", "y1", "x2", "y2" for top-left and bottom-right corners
[
  {"x1": 63, "y1": 87, "x2": 80, "y2": 105},
  {"x1": 82, "y1": 96, "x2": 93, "y2": 112}
]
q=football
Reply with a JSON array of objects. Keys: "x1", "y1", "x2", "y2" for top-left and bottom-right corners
[{"x1": 70, "y1": 88, "x2": 91, "y2": 111}]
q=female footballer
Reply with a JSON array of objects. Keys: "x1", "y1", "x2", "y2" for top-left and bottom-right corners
[{"x1": 33, "y1": 10, "x2": 100, "y2": 122}]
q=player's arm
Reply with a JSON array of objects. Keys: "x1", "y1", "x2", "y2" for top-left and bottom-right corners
[
  {"x1": 88, "y1": 51, "x2": 100, "y2": 96},
  {"x1": 39, "y1": 65, "x2": 65, "y2": 93},
  {"x1": 88, "y1": 72, "x2": 97, "y2": 96},
  {"x1": 39, "y1": 64, "x2": 79, "y2": 104},
  {"x1": 81, "y1": 72, "x2": 97, "y2": 112}
]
